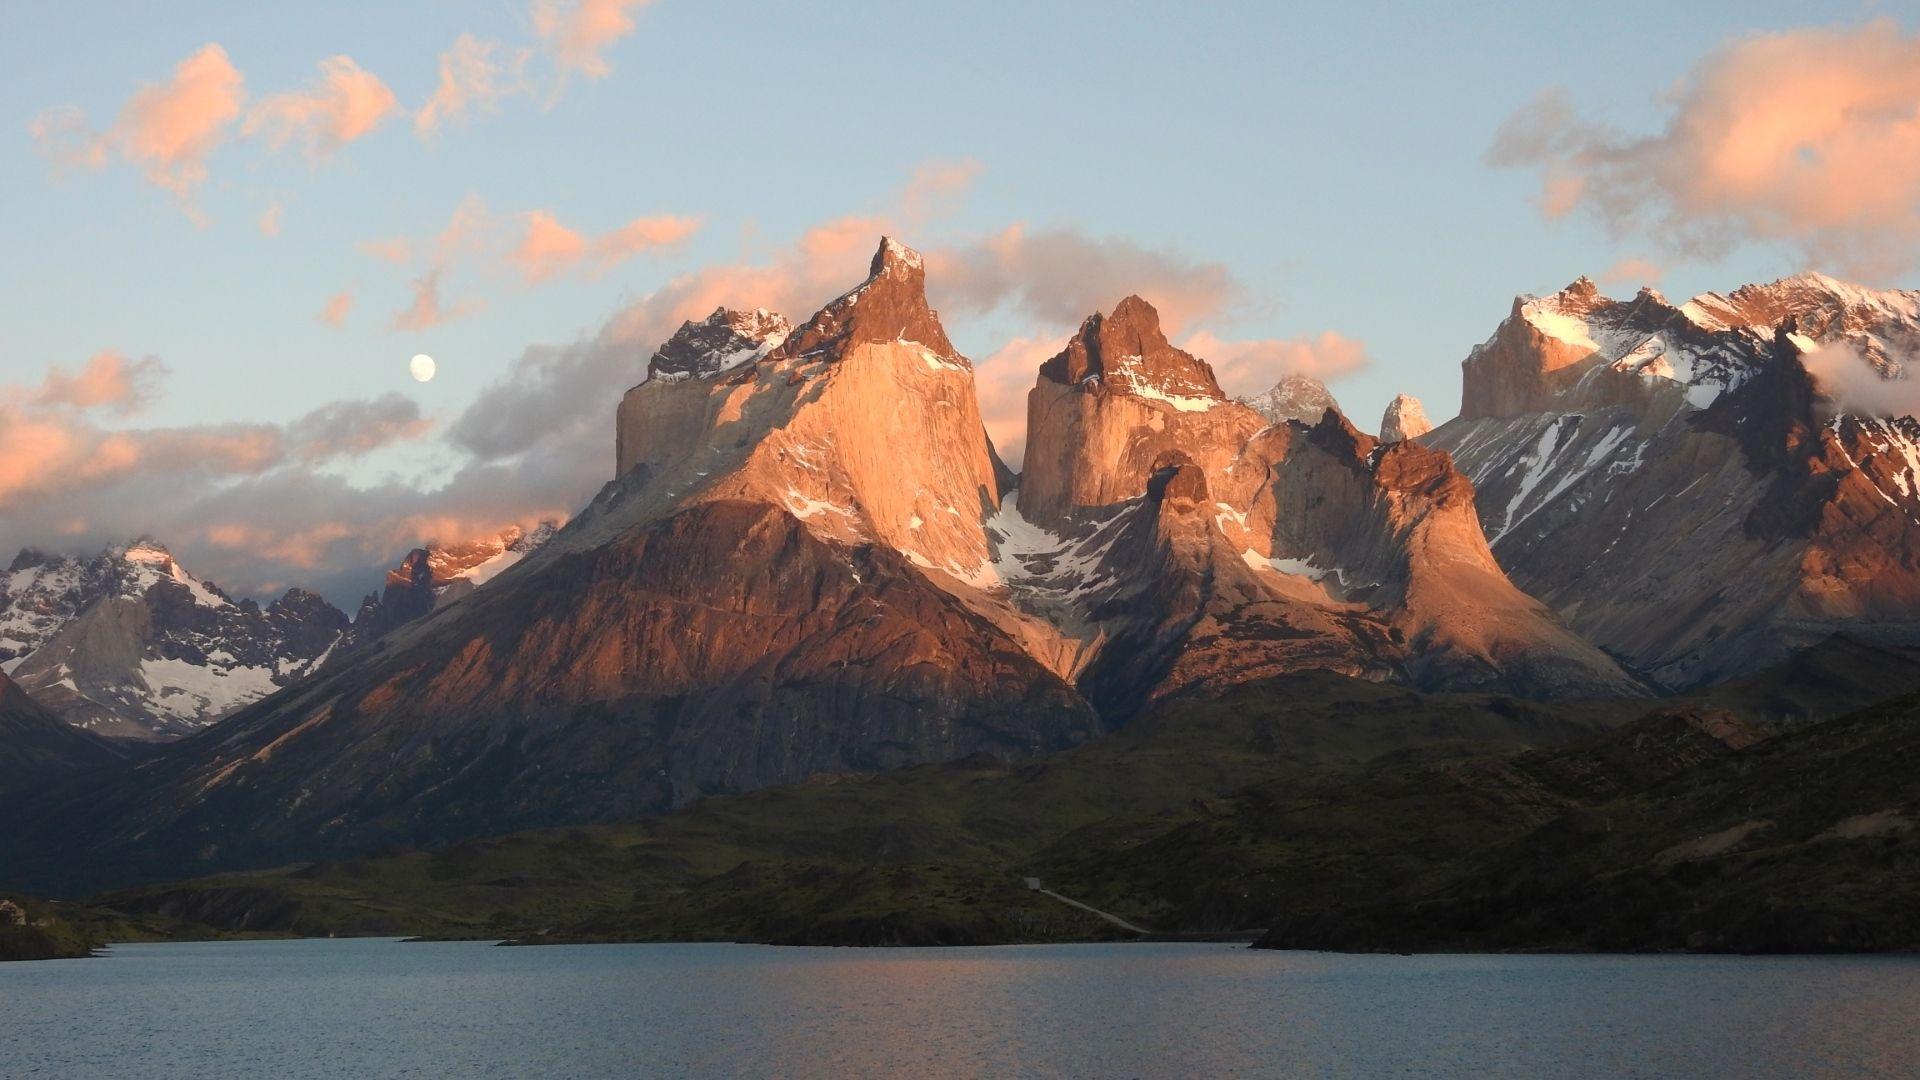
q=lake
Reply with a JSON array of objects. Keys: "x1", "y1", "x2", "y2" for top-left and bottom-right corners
[{"x1": 4, "y1": 939, "x2": 1918, "y2": 1077}]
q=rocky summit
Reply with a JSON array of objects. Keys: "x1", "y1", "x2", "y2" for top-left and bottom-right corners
[
  {"x1": 1428, "y1": 272, "x2": 1920, "y2": 688},
  {"x1": 1240, "y1": 373, "x2": 1341, "y2": 427},
  {"x1": 1380, "y1": 394, "x2": 1431, "y2": 442},
  {"x1": 1, "y1": 541, "x2": 347, "y2": 739},
  {"x1": 0, "y1": 238, "x2": 1653, "y2": 892}
]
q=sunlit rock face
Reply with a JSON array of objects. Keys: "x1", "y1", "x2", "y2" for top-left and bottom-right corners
[
  {"x1": 1380, "y1": 394, "x2": 1431, "y2": 443},
  {"x1": 6, "y1": 239, "x2": 1099, "y2": 888},
  {"x1": 614, "y1": 308, "x2": 791, "y2": 478},
  {"x1": 339, "y1": 522, "x2": 562, "y2": 653},
  {"x1": 1005, "y1": 297, "x2": 1636, "y2": 716},
  {"x1": 3, "y1": 238, "x2": 1637, "y2": 890},
  {"x1": 1430, "y1": 272, "x2": 1920, "y2": 688},
  {"x1": 1019, "y1": 296, "x2": 1266, "y2": 530}
]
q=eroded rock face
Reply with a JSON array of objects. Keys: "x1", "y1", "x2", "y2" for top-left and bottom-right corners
[
  {"x1": 1429, "y1": 272, "x2": 1920, "y2": 687},
  {"x1": 647, "y1": 308, "x2": 791, "y2": 380},
  {"x1": 615, "y1": 309, "x2": 791, "y2": 477},
  {"x1": 1380, "y1": 394, "x2": 1431, "y2": 442},
  {"x1": 4, "y1": 238, "x2": 1102, "y2": 888},
  {"x1": 1, "y1": 238, "x2": 1644, "y2": 893},
  {"x1": 1020, "y1": 297, "x2": 1266, "y2": 528},
  {"x1": 1241, "y1": 373, "x2": 1340, "y2": 426},
  {"x1": 999, "y1": 300, "x2": 1638, "y2": 712}
]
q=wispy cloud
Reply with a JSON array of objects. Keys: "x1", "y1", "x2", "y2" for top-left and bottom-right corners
[
  {"x1": 1490, "y1": 19, "x2": 1920, "y2": 279},
  {"x1": 319, "y1": 290, "x2": 354, "y2": 328},
  {"x1": 532, "y1": 0, "x2": 653, "y2": 81},
  {"x1": 28, "y1": 351, "x2": 169, "y2": 415},
  {"x1": 415, "y1": 33, "x2": 532, "y2": 137},
  {"x1": 509, "y1": 211, "x2": 701, "y2": 282},
  {"x1": 30, "y1": 43, "x2": 247, "y2": 213},
  {"x1": 930, "y1": 224, "x2": 1238, "y2": 334},
  {"x1": 244, "y1": 55, "x2": 399, "y2": 159},
  {"x1": 1179, "y1": 330, "x2": 1371, "y2": 399}
]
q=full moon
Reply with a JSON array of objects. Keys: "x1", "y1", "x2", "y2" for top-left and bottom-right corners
[{"x1": 409, "y1": 354, "x2": 436, "y2": 383}]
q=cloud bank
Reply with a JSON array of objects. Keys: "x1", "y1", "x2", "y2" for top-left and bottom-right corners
[{"x1": 1490, "y1": 19, "x2": 1920, "y2": 279}]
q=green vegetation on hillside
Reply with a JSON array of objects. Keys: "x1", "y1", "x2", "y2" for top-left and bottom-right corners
[{"x1": 77, "y1": 638, "x2": 1920, "y2": 952}]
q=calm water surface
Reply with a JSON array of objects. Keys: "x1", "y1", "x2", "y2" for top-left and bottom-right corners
[{"x1": 4, "y1": 939, "x2": 1919, "y2": 1078}]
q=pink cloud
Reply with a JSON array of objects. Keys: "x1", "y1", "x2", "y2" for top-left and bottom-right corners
[
  {"x1": 509, "y1": 212, "x2": 588, "y2": 282},
  {"x1": 319, "y1": 291, "x2": 354, "y2": 328},
  {"x1": 30, "y1": 43, "x2": 247, "y2": 207},
  {"x1": 1601, "y1": 257, "x2": 1663, "y2": 288},
  {"x1": 30, "y1": 351, "x2": 168, "y2": 415},
  {"x1": 0, "y1": 370, "x2": 429, "y2": 511},
  {"x1": 245, "y1": 55, "x2": 399, "y2": 159},
  {"x1": 972, "y1": 336, "x2": 1060, "y2": 466},
  {"x1": 533, "y1": 0, "x2": 653, "y2": 80},
  {"x1": 415, "y1": 34, "x2": 531, "y2": 136},
  {"x1": 1490, "y1": 19, "x2": 1920, "y2": 278},
  {"x1": 511, "y1": 210, "x2": 701, "y2": 282},
  {"x1": 383, "y1": 196, "x2": 493, "y2": 329},
  {"x1": 359, "y1": 236, "x2": 414, "y2": 264},
  {"x1": 258, "y1": 200, "x2": 283, "y2": 237},
  {"x1": 928, "y1": 223, "x2": 1238, "y2": 333},
  {"x1": 393, "y1": 268, "x2": 477, "y2": 331},
  {"x1": 1179, "y1": 330, "x2": 1371, "y2": 399}
]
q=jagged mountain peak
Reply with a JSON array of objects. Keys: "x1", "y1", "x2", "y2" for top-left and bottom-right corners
[
  {"x1": 647, "y1": 307, "x2": 792, "y2": 382},
  {"x1": 1380, "y1": 394, "x2": 1432, "y2": 443},
  {"x1": 1241, "y1": 373, "x2": 1340, "y2": 426},
  {"x1": 769, "y1": 236, "x2": 958, "y2": 362},
  {"x1": 871, "y1": 234, "x2": 924, "y2": 278},
  {"x1": 0, "y1": 534, "x2": 347, "y2": 738},
  {"x1": 1038, "y1": 295, "x2": 1225, "y2": 411}
]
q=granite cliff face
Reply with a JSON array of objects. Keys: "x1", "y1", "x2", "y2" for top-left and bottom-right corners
[
  {"x1": 0, "y1": 239, "x2": 1103, "y2": 887},
  {"x1": 1019, "y1": 297, "x2": 1267, "y2": 529},
  {"x1": 996, "y1": 298, "x2": 1636, "y2": 713},
  {"x1": 4, "y1": 241, "x2": 1656, "y2": 892},
  {"x1": 1428, "y1": 272, "x2": 1920, "y2": 687}
]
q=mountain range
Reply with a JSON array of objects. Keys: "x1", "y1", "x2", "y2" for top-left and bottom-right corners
[
  {"x1": 1428, "y1": 272, "x2": 1920, "y2": 688},
  {"x1": 4, "y1": 239, "x2": 1920, "y2": 904},
  {"x1": 0, "y1": 526, "x2": 558, "y2": 740}
]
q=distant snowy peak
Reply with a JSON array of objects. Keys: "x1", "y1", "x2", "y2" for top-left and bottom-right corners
[
  {"x1": 1, "y1": 538, "x2": 236, "y2": 671},
  {"x1": 1467, "y1": 271, "x2": 1920, "y2": 422},
  {"x1": 1241, "y1": 373, "x2": 1340, "y2": 426},
  {"x1": 341, "y1": 519, "x2": 565, "y2": 657},
  {"x1": 430, "y1": 520, "x2": 562, "y2": 592},
  {"x1": 647, "y1": 308, "x2": 792, "y2": 382},
  {"x1": 1040, "y1": 296, "x2": 1226, "y2": 413},
  {"x1": 0, "y1": 537, "x2": 348, "y2": 739},
  {"x1": 1380, "y1": 394, "x2": 1431, "y2": 442}
]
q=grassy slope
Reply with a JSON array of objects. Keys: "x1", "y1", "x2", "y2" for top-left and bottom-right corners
[
  {"x1": 95, "y1": 675, "x2": 1629, "y2": 946},
  {"x1": 82, "y1": 639, "x2": 1920, "y2": 951},
  {"x1": 1257, "y1": 693, "x2": 1920, "y2": 952}
]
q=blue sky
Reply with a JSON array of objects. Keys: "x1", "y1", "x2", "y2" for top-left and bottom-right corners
[{"x1": 2, "y1": 0, "x2": 1911, "y2": 599}]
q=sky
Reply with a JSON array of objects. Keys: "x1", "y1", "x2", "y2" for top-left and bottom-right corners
[{"x1": 4, "y1": 0, "x2": 1918, "y2": 604}]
